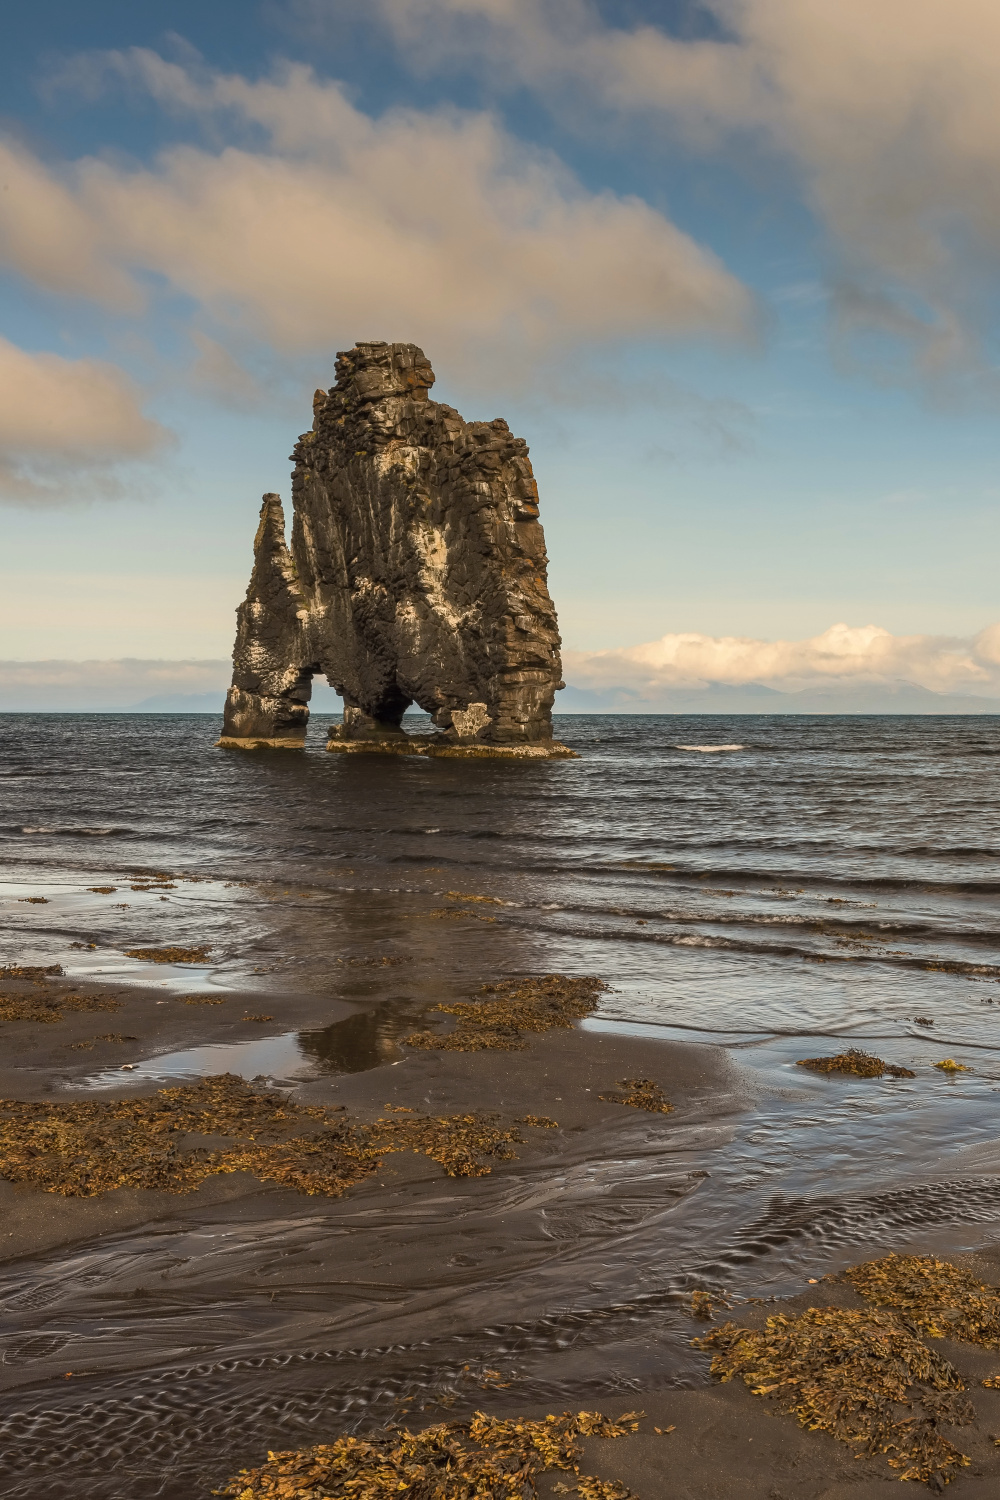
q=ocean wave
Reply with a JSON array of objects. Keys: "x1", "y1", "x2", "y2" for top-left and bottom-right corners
[
  {"x1": 17, "y1": 826, "x2": 122, "y2": 837},
  {"x1": 519, "y1": 914, "x2": 1000, "y2": 976},
  {"x1": 518, "y1": 896, "x2": 1000, "y2": 947},
  {"x1": 443, "y1": 854, "x2": 1000, "y2": 895},
  {"x1": 674, "y1": 744, "x2": 744, "y2": 753}
]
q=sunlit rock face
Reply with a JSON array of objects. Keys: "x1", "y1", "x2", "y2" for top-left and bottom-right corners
[{"x1": 219, "y1": 341, "x2": 567, "y2": 754}]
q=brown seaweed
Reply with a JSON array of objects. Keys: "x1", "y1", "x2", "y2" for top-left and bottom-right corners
[
  {"x1": 343, "y1": 956, "x2": 410, "y2": 967},
  {"x1": 217, "y1": 1409, "x2": 641, "y2": 1500},
  {"x1": 598, "y1": 1079, "x2": 674, "y2": 1114},
  {"x1": 845, "y1": 1252, "x2": 1000, "y2": 1350},
  {"x1": 68, "y1": 1034, "x2": 138, "y2": 1051},
  {"x1": 404, "y1": 975, "x2": 607, "y2": 1052},
  {"x1": 695, "y1": 1253, "x2": 1000, "y2": 1488},
  {"x1": 428, "y1": 908, "x2": 498, "y2": 923},
  {"x1": 0, "y1": 991, "x2": 121, "y2": 1024},
  {"x1": 0, "y1": 964, "x2": 63, "y2": 980},
  {"x1": 124, "y1": 946, "x2": 211, "y2": 964},
  {"x1": 695, "y1": 1305, "x2": 971, "y2": 1486},
  {"x1": 0, "y1": 1074, "x2": 549, "y2": 1199},
  {"x1": 796, "y1": 1048, "x2": 915, "y2": 1079}
]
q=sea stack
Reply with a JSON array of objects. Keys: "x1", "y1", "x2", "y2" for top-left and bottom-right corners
[{"x1": 218, "y1": 341, "x2": 573, "y2": 757}]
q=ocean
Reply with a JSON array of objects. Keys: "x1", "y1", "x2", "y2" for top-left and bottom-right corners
[{"x1": 3, "y1": 711, "x2": 1000, "y2": 1495}]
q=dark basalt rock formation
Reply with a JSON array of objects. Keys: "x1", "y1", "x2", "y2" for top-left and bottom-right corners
[{"x1": 219, "y1": 341, "x2": 573, "y2": 757}]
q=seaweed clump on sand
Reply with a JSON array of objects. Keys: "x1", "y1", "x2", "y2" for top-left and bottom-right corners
[
  {"x1": 0, "y1": 1074, "x2": 544, "y2": 1198},
  {"x1": 845, "y1": 1253, "x2": 1000, "y2": 1350},
  {"x1": 342, "y1": 955, "x2": 409, "y2": 967},
  {"x1": 124, "y1": 946, "x2": 211, "y2": 964},
  {"x1": 429, "y1": 908, "x2": 498, "y2": 923},
  {"x1": 598, "y1": 1079, "x2": 673, "y2": 1114},
  {"x1": 68, "y1": 1032, "x2": 138, "y2": 1050},
  {"x1": 796, "y1": 1048, "x2": 915, "y2": 1079},
  {"x1": 404, "y1": 975, "x2": 607, "y2": 1052},
  {"x1": 368, "y1": 1110, "x2": 529, "y2": 1179},
  {"x1": 0, "y1": 991, "x2": 121, "y2": 1024},
  {"x1": 694, "y1": 1306, "x2": 973, "y2": 1487},
  {"x1": 218, "y1": 1409, "x2": 642, "y2": 1500}
]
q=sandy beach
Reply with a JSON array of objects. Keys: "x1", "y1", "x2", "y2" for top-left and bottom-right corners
[{"x1": 3, "y1": 961, "x2": 1000, "y2": 1496}]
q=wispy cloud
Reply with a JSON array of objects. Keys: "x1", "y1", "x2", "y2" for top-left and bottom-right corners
[
  {"x1": 2, "y1": 49, "x2": 753, "y2": 400},
  {"x1": 0, "y1": 336, "x2": 169, "y2": 506},
  {"x1": 359, "y1": 0, "x2": 1000, "y2": 390}
]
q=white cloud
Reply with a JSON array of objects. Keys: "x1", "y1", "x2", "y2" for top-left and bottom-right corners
[
  {"x1": 0, "y1": 336, "x2": 168, "y2": 505},
  {"x1": 565, "y1": 621, "x2": 1000, "y2": 698},
  {"x1": 0, "y1": 52, "x2": 753, "y2": 391},
  {"x1": 366, "y1": 0, "x2": 1000, "y2": 383}
]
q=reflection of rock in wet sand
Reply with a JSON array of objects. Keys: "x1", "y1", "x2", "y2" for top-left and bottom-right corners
[{"x1": 298, "y1": 1003, "x2": 424, "y2": 1073}]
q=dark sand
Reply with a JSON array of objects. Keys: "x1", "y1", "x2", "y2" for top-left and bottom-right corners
[{"x1": 3, "y1": 970, "x2": 1000, "y2": 1496}]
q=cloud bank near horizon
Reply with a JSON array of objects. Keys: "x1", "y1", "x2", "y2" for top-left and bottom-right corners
[
  {"x1": 565, "y1": 621, "x2": 1000, "y2": 700},
  {"x1": 7, "y1": 622, "x2": 1000, "y2": 711}
]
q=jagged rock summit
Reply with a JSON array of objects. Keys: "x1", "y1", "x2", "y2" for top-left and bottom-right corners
[{"x1": 218, "y1": 341, "x2": 573, "y2": 757}]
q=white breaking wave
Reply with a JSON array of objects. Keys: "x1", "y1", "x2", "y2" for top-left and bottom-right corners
[{"x1": 675, "y1": 744, "x2": 745, "y2": 753}]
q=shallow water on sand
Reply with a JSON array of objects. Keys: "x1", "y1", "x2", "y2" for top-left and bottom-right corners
[{"x1": 3, "y1": 711, "x2": 1000, "y2": 1496}]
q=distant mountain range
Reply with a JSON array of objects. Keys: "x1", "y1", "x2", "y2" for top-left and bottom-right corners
[
  {"x1": 556, "y1": 679, "x2": 1000, "y2": 714},
  {"x1": 104, "y1": 680, "x2": 1000, "y2": 715},
  {"x1": 124, "y1": 683, "x2": 347, "y2": 713},
  {"x1": 3, "y1": 674, "x2": 1000, "y2": 716}
]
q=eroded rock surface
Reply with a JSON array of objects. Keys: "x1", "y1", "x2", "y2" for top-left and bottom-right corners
[{"x1": 219, "y1": 341, "x2": 570, "y2": 755}]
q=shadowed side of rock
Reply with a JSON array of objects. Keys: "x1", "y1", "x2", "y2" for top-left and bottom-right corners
[
  {"x1": 217, "y1": 495, "x2": 315, "y2": 748},
  {"x1": 218, "y1": 342, "x2": 573, "y2": 757}
]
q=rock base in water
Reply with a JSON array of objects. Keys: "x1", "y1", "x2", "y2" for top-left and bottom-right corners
[
  {"x1": 324, "y1": 733, "x2": 578, "y2": 759},
  {"x1": 216, "y1": 735, "x2": 309, "y2": 750}
]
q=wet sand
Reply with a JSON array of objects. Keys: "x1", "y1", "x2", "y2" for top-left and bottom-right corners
[
  {"x1": 2, "y1": 970, "x2": 1000, "y2": 1496},
  {"x1": 0, "y1": 966, "x2": 743, "y2": 1264}
]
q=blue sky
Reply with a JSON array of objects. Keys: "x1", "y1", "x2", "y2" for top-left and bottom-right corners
[{"x1": 3, "y1": 1, "x2": 1000, "y2": 701}]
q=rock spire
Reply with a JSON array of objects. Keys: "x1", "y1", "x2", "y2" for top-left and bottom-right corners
[{"x1": 219, "y1": 341, "x2": 572, "y2": 756}]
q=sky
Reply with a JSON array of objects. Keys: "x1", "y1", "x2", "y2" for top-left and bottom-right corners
[{"x1": 3, "y1": 1, "x2": 1000, "y2": 705}]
